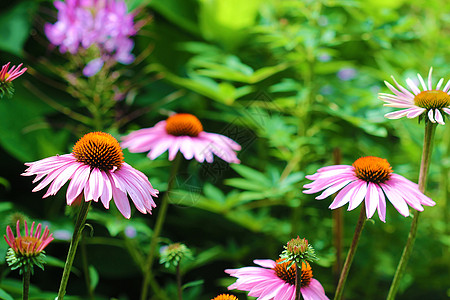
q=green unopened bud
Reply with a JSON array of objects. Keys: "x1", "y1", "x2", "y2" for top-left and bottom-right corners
[
  {"x1": 159, "y1": 243, "x2": 193, "y2": 269},
  {"x1": 279, "y1": 236, "x2": 317, "y2": 269}
]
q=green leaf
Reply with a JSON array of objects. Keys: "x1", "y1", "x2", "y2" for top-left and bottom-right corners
[
  {"x1": 224, "y1": 178, "x2": 266, "y2": 191},
  {"x1": 0, "y1": 177, "x2": 10, "y2": 190},
  {"x1": 181, "y1": 279, "x2": 204, "y2": 290},
  {"x1": 89, "y1": 265, "x2": 99, "y2": 290},
  {"x1": 0, "y1": 288, "x2": 13, "y2": 300},
  {"x1": 230, "y1": 164, "x2": 271, "y2": 186},
  {"x1": 203, "y1": 183, "x2": 225, "y2": 203},
  {"x1": 149, "y1": 0, "x2": 199, "y2": 36},
  {"x1": 0, "y1": 1, "x2": 37, "y2": 56}
]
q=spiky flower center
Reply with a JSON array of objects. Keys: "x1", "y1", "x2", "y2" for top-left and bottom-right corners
[
  {"x1": 211, "y1": 294, "x2": 238, "y2": 300},
  {"x1": 352, "y1": 156, "x2": 392, "y2": 184},
  {"x1": 15, "y1": 237, "x2": 42, "y2": 257},
  {"x1": 414, "y1": 90, "x2": 450, "y2": 110},
  {"x1": 72, "y1": 132, "x2": 124, "y2": 171},
  {"x1": 273, "y1": 259, "x2": 313, "y2": 287},
  {"x1": 165, "y1": 113, "x2": 203, "y2": 137}
]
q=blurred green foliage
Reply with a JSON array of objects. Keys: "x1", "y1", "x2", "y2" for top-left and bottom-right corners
[{"x1": 0, "y1": 0, "x2": 449, "y2": 299}]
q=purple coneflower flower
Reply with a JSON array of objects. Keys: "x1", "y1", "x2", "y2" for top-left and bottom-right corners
[
  {"x1": 303, "y1": 156, "x2": 435, "y2": 222},
  {"x1": 121, "y1": 113, "x2": 241, "y2": 163},
  {"x1": 379, "y1": 67, "x2": 450, "y2": 124},
  {"x1": 22, "y1": 132, "x2": 158, "y2": 219},
  {"x1": 225, "y1": 259, "x2": 329, "y2": 300}
]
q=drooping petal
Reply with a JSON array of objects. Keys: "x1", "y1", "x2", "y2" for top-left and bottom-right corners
[
  {"x1": 111, "y1": 184, "x2": 131, "y2": 219},
  {"x1": 301, "y1": 279, "x2": 329, "y2": 300},
  {"x1": 379, "y1": 183, "x2": 410, "y2": 217},
  {"x1": 376, "y1": 185, "x2": 387, "y2": 222},
  {"x1": 347, "y1": 181, "x2": 368, "y2": 211},
  {"x1": 365, "y1": 182, "x2": 379, "y2": 219}
]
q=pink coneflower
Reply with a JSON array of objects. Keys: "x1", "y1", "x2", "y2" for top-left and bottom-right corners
[
  {"x1": 379, "y1": 67, "x2": 450, "y2": 124},
  {"x1": 225, "y1": 259, "x2": 329, "y2": 300},
  {"x1": 303, "y1": 156, "x2": 436, "y2": 222},
  {"x1": 22, "y1": 132, "x2": 158, "y2": 219},
  {"x1": 0, "y1": 62, "x2": 27, "y2": 83},
  {"x1": 4, "y1": 220, "x2": 53, "y2": 257},
  {"x1": 121, "y1": 113, "x2": 241, "y2": 163}
]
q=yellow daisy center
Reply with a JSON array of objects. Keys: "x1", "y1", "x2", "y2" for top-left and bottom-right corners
[
  {"x1": 211, "y1": 294, "x2": 238, "y2": 300},
  {"x1": 273, "y1": 258, "x2": 313, "y2": 287},
  {"x1": 165, "y1": 113, "x2": 204, "y2": 137},
  {"x1": 414, "y1": 90, "x2": 450, "y2": 110},
  {"x1": 352, "y1": 156, "x2": 392, "y2": 184},
  {"x1": 72, "y1": 132, "x2": 124, "y2": 171}
]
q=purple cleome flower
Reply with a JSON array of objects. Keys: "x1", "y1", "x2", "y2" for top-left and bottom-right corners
[{"x1": 45, "y1": 0, "x2": 137, "y2": 76}]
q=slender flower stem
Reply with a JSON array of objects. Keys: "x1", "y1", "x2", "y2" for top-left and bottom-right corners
[
  {"x1": 57, "y1": 200, "x2": 91, "y2": 300},
  {"x1": 334, "y1": 204, "x2": 367, "y2": 300},
  {"x1": 22, "y1": 267, "x2": 31, "y2": 300},
  {"x1": 295, "y1": 263, "x2": 303, "y2": 300},
  {"x1": 176, "y1": 264, "x2": 183, "y2": 300},
  {"x1": 387, "y1": 122, "x2": 436, "y2": 300},
  {"x1": 140, "y1": 154, "x2": 182, "y2": 300}
]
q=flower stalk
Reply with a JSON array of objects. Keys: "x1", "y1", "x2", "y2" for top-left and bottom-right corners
[
  {"x1": 57, "y1": 200, "x2": 91, "y2": 300},
  {"x1": 295, "y1": 263, "x2": 302, "y2": 300},
  {"x1": 140, "y1": 153, "x2": 182, "y2": 300},
  {"x1": 334, "y1": 204, "x2": 367, "y2": 300},
  {"x1": 387, "y1": 121, "x2": 436, "y2": 300},
  {"x1": 176, "y1": 264, "x2": 182, "y2": 300},
  {"x1": 22, "y1": 267, "x2": 31, "y2": 300}
]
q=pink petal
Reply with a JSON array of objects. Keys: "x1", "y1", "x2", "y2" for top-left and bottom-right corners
[
  {"x1": 66, "y1": 165, "x2": 90, "y2": 205},
  {"x1": 111, "y1": 185, "x2": 131, "y2": 219},
  {"x1": 301, "y1": 279, "x2": 329, "y2": 300},
  {"x1": 347, "y1": 181, "x2": 367, "y2": 211},
  {"x1": 365, "y1": 183, "x2": 379, "y2": 219},
  {"x1": 379, "y1": 183, "x2": 410, "y2": 217},
  {"x1": 376, "y1": 186, "x2": 386, "y2": 222}
]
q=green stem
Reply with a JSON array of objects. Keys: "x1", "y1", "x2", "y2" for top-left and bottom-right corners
[
  {"x1": 140, "y1": 154, "x2": 182, "y2": 300},
  {"x1": 387, "y1": 121, "x2": 436, "y2": 300},
  {"x1": 334, "y1": 204, "x2": 367, "y2": 300},
  {"x1": 295, "y1": 263, "x2": 303, "y2": 300},
  {"x1": 22, "y1": 267, "x2": 31, "y2": 300},
  {"x1": 176, "y1": 264, "x2": 182, "y2": 300},
  {"x1": 57, "y1": 200, "x2": 91, "y2": 300}
]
